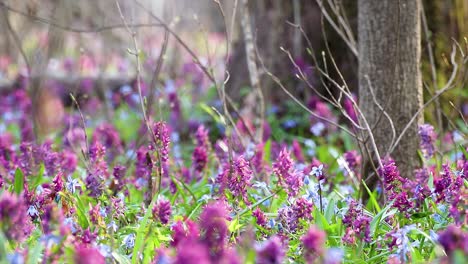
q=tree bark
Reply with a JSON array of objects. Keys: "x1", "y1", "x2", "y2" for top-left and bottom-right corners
[{"x1": 358, "y1": 0, "x2": 423, "y2": 180}]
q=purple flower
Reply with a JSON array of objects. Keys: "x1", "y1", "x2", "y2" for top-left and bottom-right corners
[
  {"x1": 112, "y1": 165, "x2": 127, "y2": 194},
  {"x1": 0, "y1": 191, "x2": 33, "y2": 242},
  {"x1": 174, "y1": 240, "x2": 211, "y2": 264},
  {"x1": 19, "y1": 142, "x2": 33, "y2": 176},
  {"x1": 192, "y1": 146, "x2": 208, "y2": 173},
  {"x1": 171, "y1": 220, "x2": 199, "y2": 247},
  {"x1": 434, "y1": 164, "x2": 462, "y2": 205},
  {"x1": 88, "y1": 141, "x2": 109, "y2": 179},
  {"x1": 278, "y1": 198, "x2": 313, "y2": 232},
  {"x1": 292, "y1": 197, "x2": 313, "y2": 221},
  {"x1": 152, "y1": 121, "x2": 170, "y2": 163},
  {"x1": 52, "y1": 173, "x2": 64, "y2": 193},
  {"x1": 292, "y1": 140, "x2": 305, "y2": 163},
  {"x1": 195, "y1": 125, "x2": 210, "y2": 147},
  {"x1": 438, "y1": 225, "x2": 468, "y2": 258},
  {"x1": 273, "y1": 148, "x2": 303, "y2": 197},
  {"x1": 153, "y1": 199, "x2": 172, "y2": 225},
  {"x1": 301, "y1": 226, "x2": 326, "y2": 262},
  {"x1": 135, "y1": 146, "x2": 152, "y2": 185},
  {"x1": 342, "y1": 199, "x2": 371, "y2": 243},
  {"x1": 42, "y1": 142, "x2": 59, "y2": 177},
  {"x1": 379, "y1": 158, "x2": 406, "y2": 200},
  {"x1": 252, "y1": 207, "x2": 267, "y2": 227},
  {"x1": 0, "y1": 133, "x2": 16, "y2": 172},
  {"x1": 74, "y1": 245, "x2": 105, "y2": 264},
  {"x1": 343, "y1": 96, "x2": 358, "y2": 123},
  {"x1": 168, "y1": 89, "x2": 182, "y2": 130},
  {"x1": 418, "y1": 124, "x2": 437, "y2": 158},
  {"x1": 227, "y1": 156, "x2": 253, "y2": 202},
  {"x1": 92, "y1": 123, "x2": 123, "y2": 160},
  {"x1": 344, "y1": 150, "x2": 361, "y2": 175},
  {"x1": 65, "y1": 127, "x2": 86, "y2": 151},
  {"x1": 250, "y1": 143, "x2": 266, "y2": 174},
  {"x1": 61, "y1": 150, "x2": 78, "y2": 175},
  {"x1": 199, "y1": 202, "x2": 229, "y2": 258},
  {"x1": 89, "y1": 203, "x2": 101, "y2": 225},
  {"x1": 393, "y1": 192, "x2": 414, "y2": 216},
  {"x1": 85, "y1": 173, "x2": 104, "y2": 198},
  {"x1": 256, "y1": 236, "x2": 285, "y2": 264}
]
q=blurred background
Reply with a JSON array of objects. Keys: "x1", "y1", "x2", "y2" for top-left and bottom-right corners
[{"x1": 0, "y1": 0, "x2": 466, "y2": 139}]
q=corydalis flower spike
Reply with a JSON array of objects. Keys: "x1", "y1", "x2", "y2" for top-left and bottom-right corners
[
  {"x1": 152, "y1": 121, "x2": 170, "y2": 163},
  {"x1": 153, "y1": 199, "x2": 172, "y2": 225},
  {"x1": 418, "y1": 124, "x2": 437, "y2": 158},
  {"x1": 273, "y1": 148, "x2": 303, "y2": 197}
]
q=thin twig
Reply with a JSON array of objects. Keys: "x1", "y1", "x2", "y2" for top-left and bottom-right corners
[
  {"x1": 390, "y1": 45, "x2": 462, "y2": 154},
  {"x1": 0, "y1": 2, "x2": 162, "y2": 34},
  {"x1": 1, "y1": 7, "x2": 30, "y2": 75},
  {"x1": 315, "y1": 0, "x2": 358, "y2": 56},
  {"x1": 147, "y1": 29, "x2": 169, "y2": 116}
]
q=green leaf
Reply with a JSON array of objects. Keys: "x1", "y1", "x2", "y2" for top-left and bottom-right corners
[
  {"x1": 428, "y1": 172, "x2": 434, "y2": 190},
  {"x1": 0, "y1": 231, "x2": 8, "y2": 263},
  {"x1": 14, "y1": 168, "x2": 24, "y2": 195},
  {"x1": 370, "y1": 202, "x2": 396, "y2": 237},
  {"x1": 237, "y1": 191, "x2": 278, "y2": 217},
  {"x1": 362, "y1": 180, "x2": 381, "y2": 212},
  {"x1": 27, "y1": 241, "x2": 44, "y2": 264},
  {"x1": 132, "y1": 194, "x2": 159, "y2": 264},
  {"x1": 325, "y1": 198, "x2": 336, "y2": 222},
  {"x1": 228, "y1": 218, "x2": 243, "y2": 233},
  {"x1": 314, "y1": 207, "x2": 329, "y2": 230},
  {"x1": 200, "y1": 103, "x2": 221, "y2": 124},
  {"x1": 32, "y1": 163, "x2": 45, "y2": 190},
  {"x1": 459, "y1": 145, "x2": 468, "y2": 160},
  {"x1": 263, "y1": 140, "x2": 271, "y2": 164},
  {"x1": 73, "y1": 193, "x2": 90, "y2": 229}
]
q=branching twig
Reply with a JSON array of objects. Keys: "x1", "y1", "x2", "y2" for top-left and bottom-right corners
[
  {"x1": 147, "y1": 29, "x2": 169, "y2": 116},
  {"x1": 315, "y1": 0, "x2": 358, "y2": 56},
  {"x1": 0, "y1": 2, "x2": 162, "y2": 34},
  {"x1": 390, "y1": 45, "x2": 462, "y2": 154},
  {"x1": 1, "y1": 7, "x2": 30, "y2": 76}
]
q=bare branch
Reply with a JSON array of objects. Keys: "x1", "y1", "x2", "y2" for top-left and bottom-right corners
[
  {"x1": 390, "y1": 44, "x2": 463, "y2": 154},
  {"x1": 315, "y1": 0, "x2": 358, "y2": 56},
  {"x1": 0, "y1": 2, "x2": 163, "y2": 34}
]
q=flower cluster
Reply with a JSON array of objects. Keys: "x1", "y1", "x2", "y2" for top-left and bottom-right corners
[
  {"x1": 273, "y1": 148, "x2": 303, "y2": 197},
  {"x1": 192, "y1": 125, "x2": 210, "y2": 173},
  {"x1": 153, "y1": 199, "x2": 172, "y2": 225},
  {"x1": 418, "y1": 124, "x2": 437, "y2": 158},
  {"x1": 301, "y1": 226, "x2": 326, "y2": 263},
  {"x1": 342, "y1": 199, "x2": 371, "y2": 243},
  {"x1": 153, "y1": 121, "x2": 171, "y2": 163},
  {"x1": 227, "y1": 156, "x2": 253, "y2": 203}
]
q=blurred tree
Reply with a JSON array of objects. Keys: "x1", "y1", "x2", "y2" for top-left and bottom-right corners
[{"x1": 358, "y1": 0, "x2": 423, "y2": 181}]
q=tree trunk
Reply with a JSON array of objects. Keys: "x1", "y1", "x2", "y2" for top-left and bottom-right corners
[{"x1": 358, "y1": 0, "x2": 423, "y2": 180}]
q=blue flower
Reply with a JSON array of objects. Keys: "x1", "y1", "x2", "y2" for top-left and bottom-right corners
[
  {"x1": 66, "y1": 176, "x2": 81, "y2": 194},
  {"x1": 27, "y1": 205, "x2": 39, "y2": 218},
  {"x1": 268, "y1": 219, "x2": 276, "y2": 229},
  {"x1": 123, "y1": 233, "x2": 135, "y2": 249},
  {"x1": 107, "y1": 221, "x2": 118, "y2": 233}
]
